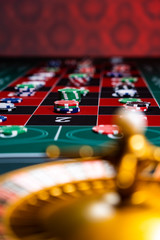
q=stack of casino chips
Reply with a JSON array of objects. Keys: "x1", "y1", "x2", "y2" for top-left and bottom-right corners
[
  {"x1": 28, "y1": 71, "x2": 55, "y2": 81},
  {"x1": 77, "y1": 59, "x2": 95, "y2": 77},
  {"x1": 0, "y1": 103, "x2": 16, "y2": 112},
  {"x1": 47, "y1": 59, "x2": 61, "y2": 68},
  {"x1": 0, "y1": 97, "x2": 23, "y2": 123},
  {"x1": 112, "y1": 64, "x2": 130, "y2": 73},
  {"x1": 15, "y1": 81, "x2": 45, "y2": 97},
  {"x1": 0, "y1": 103, "x2": 16, "y2": 122},
  {"x1": 54, "y1": 100, "x2": 80, "y2": 114},
  {"x1": 54, "y1": 87, "x2": 89, "y2": 114},
  {"x1": 78, "y1": 65, "x2": 95, "y2": 77},
  {"x1": 111, "y1": 77, "x2": 138, "y2": 87},
  {"x1": 123, "y1": 101, "x2": 150, "y2": 112},
  {"x1": 107, "y1": 64, "x2": 131, "y2": 77},
  {"x1": 68, "y1": 59, "x2": 95, "y2": 87},
  {"x1": 15, "y1": 83, "x2": 37, "y2": 97},
  {"x1": 58, "y1": 88, "x2": 82, "y2": 102},
  {"x1": 22, "y1": 81, "x2": 45, "y2": 89},
  {"x1": 68, "y1": 73, "x2": 90, "y2": 87},
  {"x1": 0, "y1": 125, "x2": 27, "y2": 137}
]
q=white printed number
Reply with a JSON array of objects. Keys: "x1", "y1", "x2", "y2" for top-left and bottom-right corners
[{"x1": 55, "y1": 117, "x2": 71, "y2": 123}]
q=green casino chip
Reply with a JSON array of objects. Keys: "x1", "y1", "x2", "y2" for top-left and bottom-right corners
[
  {"x1": 121, "y1": 77, "x2": 138, "y2": 83},
  {"x1": 55, "y1": 105, "x2": 78, "y2": 109},
  {"x1": 45, "y1": 67, "x2": 60, "y2": 72},
  {"x1": 80, "y1": 88, "x2": 89, "y2": 96},
  {"x1": 69, "y1": 73, "x2": 88, "y2": 78},
  {"x1": 58, "y1": 88, "x2": 81, "y2": 102},
  {"x1": 63, "y1": 87, "x2": 89, "y2": 96},
  {"x1": 119, "y1": 98, "x2": 142, "y2": 104},
  {"x1": 16, "y1": 84, "x2": 35, "y2": 89},
  {"x1": 0, "y1": 125, "x2": 27, "y2": 136}
]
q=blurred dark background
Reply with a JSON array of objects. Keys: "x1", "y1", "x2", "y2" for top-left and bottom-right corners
[{"x1": 0, "y1": 0, "x2": 160, "y2": 56}]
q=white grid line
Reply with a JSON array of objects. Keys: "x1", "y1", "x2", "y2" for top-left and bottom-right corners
[{"x1": 96, "y1": 67, "x2": 105, "y2": 126}]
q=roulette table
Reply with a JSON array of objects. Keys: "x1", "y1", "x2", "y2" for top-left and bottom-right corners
[
  {"x1": 1, "y1": 57, "x2": 160, "y2": 240},
  {"x1": 0, "y1": 57, "x2": 160, "y2": 173}
]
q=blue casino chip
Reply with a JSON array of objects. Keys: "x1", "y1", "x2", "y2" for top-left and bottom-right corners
[
  {"x1": 16, "y1": 88, "x2": 36, "y2": 92},
  {"x1": 0, "y1": 115, "x2": 7, "y2": 122},
  {"x1": 48, "y1": 60, "x2": 61, "y2": 67},
  {"x1": 54, "y1": 107, "x2": 80, "y2": 114},
  {"x1": 0, "y1": 98, "x2": 23, "y2": 103},
  {"x1": 107, "y1": 72, "x2": 123, "y2": 77},
  {"x1": 16, "y1": 92, "x2": 34, "y2": 96}
]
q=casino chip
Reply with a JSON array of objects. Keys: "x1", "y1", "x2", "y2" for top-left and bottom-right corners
[
  {"x1": 114, "y1": 82, "x2": 135, "y2": 89},
  {"x1": 0, "y1": 97, "x2": 22, "y2": 103},
  {"x1": 0, "y1": 115, "x2": 7, "y2": 122},
  {"x1": 54, "y1": 100, "x2": 79, "y2": 108},
  {"x1": 112, "y1": 64, "x2": 130, "y2": 73},
  {"x1": 124, "y1": 105, "x2": 147, "y2": 112},
  {"x1": 127, "y1": 101, "x2": 151, "y2": 108},
  {"x1": 78, "y1": 66, "x2": 95, "y2": 77},
  {"x1": 15, "y1": 84, "x2": 36, "y2": 92},
  {"x1": 22, "y1": 81, "x2": 45, "y2": 89},
  {"x1": 107, "y1": 72, "x2": 123, "y2": 77},
  {"x1": 42, "y1": 67, "x2": 59, "y2": 72},
  {"x1": 114, "y1": 84, "x2": 137, "y2": 97},
  {"x1": 54, "y1": 107, "x2": 80, "y2": 114},
  {"x1": 55, "y1": 105, "x2": 78, "y2": 109},
  {"x1": 0, "y1": 103, "x2": 16, "y2": 111},
  {"x1": 78, "y1": 87, "x2": 89, "y2": 96},
  {"x1": 34, "y1": 72, "x2": 54, "y2": 78},
  {"x1": 0, "y1": 125, "x2": 27, "y2": 137},
  {"x1": 63, "y1": 87, "x2": 89, "y2": 96},
  {"x1": 121, "y1": 77, "x2": 138, "y2": 83},
  {"x1": 92, "y1": 124, "x2": 121, "y2": 135},
  {"x1": 125, "y1": 101, "x2": 150, "y2": 112},
  {"x1": 58, "y1": 88, "x2": 81, "y2": 102},
  {"x1": 111, "y1": 78, "x2": 137, "y2": 87},
  {"x1": 107, "y1": 72, "x2": 131, "y2": 77},
  {"x1": 47, "y1": 59, "x2": 61, "y2": 67},
  {"x1": 16, "y1": 92, "x2": 35, "y2": 97},
  {"x1": 28, "y1": 75, "x2": 47, "y2": 81},
  {"x1": 69, "y1": 73, "x2": 90, "y2": 87},
  {"x1": 119, "y1": 98, "x2": 142, "y2": 104}
]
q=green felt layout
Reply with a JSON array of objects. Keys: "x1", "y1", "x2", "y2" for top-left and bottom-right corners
[
  {"x1": 0, "y1": 125, "x2": 160, "y2": 174},
  {"x1": 0, "y1": 126, "x2": 110, "y2": 154},
  {"x1": 0, "y1": 125, "x2": 160, "y2": 153}
]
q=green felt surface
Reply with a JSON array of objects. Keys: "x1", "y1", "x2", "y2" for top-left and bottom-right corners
[{"x1": 0, "y1": 61, "x2": 36, "y2": 91}]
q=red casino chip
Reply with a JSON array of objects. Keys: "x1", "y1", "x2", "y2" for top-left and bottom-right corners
[
  {"x1": 111, "y1": 78, "x2": 122, "y2": 86},
  {"x1": 92, "y1": 124, "x2": 121, "y2": 135},
  {"x1": 79, "y1": 66, "x2": 95, "y2": 76},
  {"x1": 124, "y1": 101, "x2": 150, "y2": 112},
  {"x1": 112, "y1": 64, "x2": 130, "y2": 73},
  {"x1": 124, "y1": 105, "x2": 147, "y2": 112},
  {"x1": 54, "y1": 100, "x2": 79, "y2": 107}
]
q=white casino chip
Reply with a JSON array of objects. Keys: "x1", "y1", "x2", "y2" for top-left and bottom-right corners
[
  {"x1": 114, "y1": 85, "x2": 137, "y2": 97},
  {"x1": 36, "y1": 72, "x2": 55, "y2": 78},
  {"x1": 28, "y1": 75, "x2": 47, "y2": 81},
  {"x1": 0, "y1": 103, "x2": 15, "y2": 111},
  {"x1": 22, "y1": 81, "x2": 45, "y2": 88}
]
